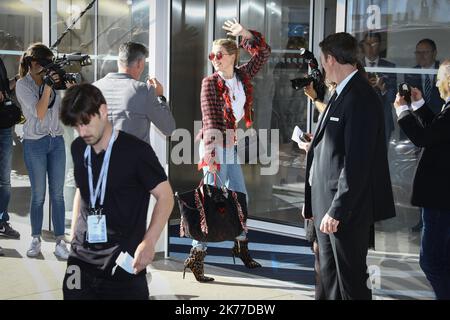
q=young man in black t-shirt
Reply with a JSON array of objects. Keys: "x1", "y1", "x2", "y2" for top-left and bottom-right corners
[{"x1": 60, "y1": 84, "x2": 174, "y2": 300}]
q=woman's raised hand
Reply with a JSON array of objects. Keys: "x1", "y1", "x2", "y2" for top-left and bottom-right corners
[{"x1": 222, "y1": 19, "x2": 252, "y2": 39}]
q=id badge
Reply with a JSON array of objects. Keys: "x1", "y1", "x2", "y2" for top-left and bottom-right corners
[{"x1": 87, "y1": 215, "x2": 107, "y2": 243}]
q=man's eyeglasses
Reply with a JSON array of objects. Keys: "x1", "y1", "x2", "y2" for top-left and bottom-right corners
[{"x1": 208, "y1": 51, "x2": 231, "y2": 61}]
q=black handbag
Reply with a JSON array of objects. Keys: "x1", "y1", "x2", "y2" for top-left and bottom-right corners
[
  {"x1": 175, "y1": 175, "x2": 248, "y2": 242},
  {"x1": 0, "y1": 97, "x2": 22, "y2": 129}
]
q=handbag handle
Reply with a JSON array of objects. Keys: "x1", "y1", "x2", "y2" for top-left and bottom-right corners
[{"x1": 200, "y1": 171, "x2": 229, "y2": 198}]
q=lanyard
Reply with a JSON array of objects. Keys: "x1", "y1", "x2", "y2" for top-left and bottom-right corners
[{"x1": 84, "y1": 128, "x2": 116, "y2": 211}]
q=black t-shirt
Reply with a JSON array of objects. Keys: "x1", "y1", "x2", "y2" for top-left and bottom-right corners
[{"x1": 70, "y1": 130, "x2": 167, "y2": 276}]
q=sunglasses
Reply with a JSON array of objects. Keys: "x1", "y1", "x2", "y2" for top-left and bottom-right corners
[{"x1": 208, "y1": 51, "x2": 231, "y2": 61}]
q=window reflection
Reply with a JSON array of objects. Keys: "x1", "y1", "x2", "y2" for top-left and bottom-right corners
[
  {"x1": 348, "y1": 0, "x2": 450, "y2": 253},
  {"x1": 0, "y1": 0, "x2": 44, "y2": 219},
  {"x1": 97, "y1": 0, "x2": 150, "y2": 80},
  {"x1": 240, "y1": 0, "x2": 313, "y2": 226}
]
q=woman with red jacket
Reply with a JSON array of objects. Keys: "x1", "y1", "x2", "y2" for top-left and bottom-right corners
[{"x1": 183, "y1": 19, "x2": 271, "y2": 282}]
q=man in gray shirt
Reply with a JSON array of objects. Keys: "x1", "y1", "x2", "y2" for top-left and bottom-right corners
[{"x1": 94, "y1": 42, "x2": 175, "y2": 144}]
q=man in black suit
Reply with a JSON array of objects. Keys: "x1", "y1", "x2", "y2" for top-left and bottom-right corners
[
  {"x1": 405, "y1": 39, "x2": 444, "y2": 115},
  {"x1": 303, "y1": 32, "x2": 395, "y2": 300},
  {"x1": 360, "y1": 32, "x2": 397, "y2": 145},
  {"x1": 394, "y1": 60, "x2": 450, "y2": 299}
]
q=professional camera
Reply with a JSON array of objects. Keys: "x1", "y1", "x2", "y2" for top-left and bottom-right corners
[
  {"x1": 291, "y1": 48, "x2": 326, "y2": 102},
  {"x1": 37, "y1": 53, "x2": 91, "y2": 90},
  {"x1": 398, "y1": 82, "x2": 412, "y2": 105}
]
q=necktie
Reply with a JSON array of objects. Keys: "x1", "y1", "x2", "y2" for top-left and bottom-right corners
[
  {"x1": 424, "y1": 74, "x2": 432, "y2": 104},
  {"x1": 369, "y1": 61, "x2": 376, "y2": 67}
]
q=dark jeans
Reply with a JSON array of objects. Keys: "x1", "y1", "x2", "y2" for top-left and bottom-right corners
[
  {"x1": 420, "y1": 208, "x2": 450, "y2": 300},
  {"x1": 63, "y1": 258, "x2": 149, "y2": 300},
  {"x1": 0, "y1": 127, "x2": 12, "y2": 222}
]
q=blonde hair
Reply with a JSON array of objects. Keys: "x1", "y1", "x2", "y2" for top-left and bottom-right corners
[
  {"x1": 438, "y1": 59, "x2": 450, "y2": 99},
  {"x1": 440, "y1": 59, "x2": 450, "y2": 80},
  {"x1": 213, "y1": 38, "x2": 239, "y2": 66}
]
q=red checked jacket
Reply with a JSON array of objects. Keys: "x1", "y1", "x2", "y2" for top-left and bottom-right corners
[{"x1": 198, "y1": 30, "x2": 271, "y2": 169}]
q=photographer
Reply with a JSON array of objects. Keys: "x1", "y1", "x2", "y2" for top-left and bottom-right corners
[
  {"x1": 15, "y1": 43, "x2": 74, "y2": 259},
  {"x1": 0, "y1": 57, "x2": 21, "y2": 254},
  {"x1": 394, "y1": 60, "x2": 450, "y2": 299},
  {"x1": 93, "y1": 42, "x2": 175, "y2": 144}
]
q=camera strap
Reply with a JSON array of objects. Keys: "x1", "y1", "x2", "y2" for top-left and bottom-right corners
[{"x1": 38, "y1": 85, "x2": 56, "y2": 109}]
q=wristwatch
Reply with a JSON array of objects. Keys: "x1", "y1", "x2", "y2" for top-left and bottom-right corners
[{"x1": 157, "y1": 95, "x2": 167, "y2": 103}]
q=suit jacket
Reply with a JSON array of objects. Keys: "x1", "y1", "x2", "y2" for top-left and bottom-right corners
[
  {"x1": 199, "y1": 30, "x2": 271, "y2": 164},
  {"x1": 304, "y1": 71, "x2": 396, "y2": 225},
  {"x1": 404, "y1": 61, "x2": 445, "y2": 114},
  {"x1": 397, "y1": 100, "x2": 450, "y2": 210}
]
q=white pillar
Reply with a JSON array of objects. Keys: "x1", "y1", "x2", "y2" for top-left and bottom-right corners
[
  {"x1": 147, "y1": 0, "x2": 171, "y2": 257},
  {"x1": 41, "y1": 0, "x2": 53, "y2": 232}
]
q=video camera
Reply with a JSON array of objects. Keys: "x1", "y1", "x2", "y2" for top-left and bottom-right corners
[
  {"x1": 37, "y1": 53, "x2": 91, "y2": 90},
  {"x1": 291, "y1": 48, "x2": 326, "y2": 102},
  {"x1": 398, "y1": 82, "x2": 412, "y2": 105}
]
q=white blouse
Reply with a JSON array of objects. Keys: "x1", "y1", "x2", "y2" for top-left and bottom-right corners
[{"x1": 222, "y1": 74, "x2": 246, "y2": 123}]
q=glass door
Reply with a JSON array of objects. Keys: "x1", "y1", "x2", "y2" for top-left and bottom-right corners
[
  {"x1": 238, "y1": 0, "x2": 313, "y2": 228},
  {"x1": 346, "y1": 0, "x2": 450, "y2": 254}
]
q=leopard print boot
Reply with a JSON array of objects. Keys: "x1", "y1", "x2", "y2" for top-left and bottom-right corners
[
  {"x1": 231, "y1": 239, "x2": 261, "y2": 269},
  {"x1": 183, "y1": 248, "x2": 215, "y2": 282}
]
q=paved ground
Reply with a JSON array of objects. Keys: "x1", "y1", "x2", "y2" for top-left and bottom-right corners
[{"x1": 0, "y1": 217, "x2": 433, "y2": 300}]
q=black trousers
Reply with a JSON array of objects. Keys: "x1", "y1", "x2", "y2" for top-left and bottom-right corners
[
  {"x1": 314, "y1": 218, "x2": 372, "y2": 300},
  {"x1": 62, "y1": 258, "x2": 149, "y2": 300}
]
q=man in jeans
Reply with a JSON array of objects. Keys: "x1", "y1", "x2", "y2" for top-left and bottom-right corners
[
  {"x1": 0, "y1": 57, "x2": 20, "y2": 256},
  {"x1": 60, "y1": 84, "x2": 174, "y2": 299}
]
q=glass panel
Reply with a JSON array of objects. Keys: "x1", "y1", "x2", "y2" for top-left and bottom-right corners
[
  {"x1": 214, "y1": 0, "x2": 238, "y2": 38},
  {"x1": 0, "y1": 0, "x2": 44, "y2": 225},
  {"x1": 97, "y1": 0, "x2": 150, "y2": 80},
  {"x1": 239, "y1": 0, "x2": 312, "y2": 226},
  {"x1": 169, "y1": 0, "x2": 208, "y2": 219},
  {"x1": 49, "y1": 0, "x2": 95, "y2": 229},
  {"x1": 51, "y1": 0, "x2": 95, "y2": 84},
  {"x1": 347, "y1": 0, "x2": 450, "y2": 254}
]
